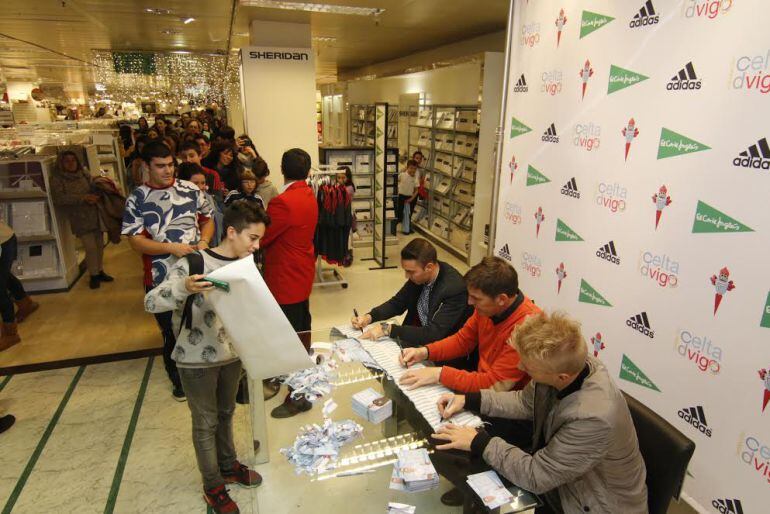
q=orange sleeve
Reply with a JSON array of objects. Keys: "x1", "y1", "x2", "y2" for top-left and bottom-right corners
[
  {"x1": 439, "y1": 343, "x2": 529, "y2": 393},
  {"x1": 425, "y1": 311, "x2": 479, "y2": 363}
]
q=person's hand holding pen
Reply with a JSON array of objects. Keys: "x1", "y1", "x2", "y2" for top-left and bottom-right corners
[
  {"x1": 351, "y1": 308, "x2": 372, "y2": 330},
  {"x1": 398, "y1": 346, "x2": 428, "y2": 368}
]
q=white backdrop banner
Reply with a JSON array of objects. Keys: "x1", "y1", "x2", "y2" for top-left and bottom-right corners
[{"x1": 495, "y1": 1, "x2": 769, "y2": 512}]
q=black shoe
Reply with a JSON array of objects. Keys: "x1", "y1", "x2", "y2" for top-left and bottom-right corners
[
  {"x1": 440, "y1": 487, "x2": 465, "y2": 507},
  {"x1": 89, "y1": 276, "x2": 101, "y2": 289},
  {"x1": 98, "y1": 271, "x2": 114, "y2": 282},
  {"x1": 172, "y1": 385, "x2": 187, "y2": 402},
  {"x1": 0, "y1": 414, "x2": 15, "y2": 434},
  {"x1": 270, "y1": 396, "x2": 312, "y2": 419},
  {"x1": 262, "y1": 379, "x2": 281, "y2": 401}
]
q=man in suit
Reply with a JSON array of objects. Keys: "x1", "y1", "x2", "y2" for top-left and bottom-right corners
[
  {"x1": 353, "y1": 238, "x2": 472, "y2": 350},
  {"x1": 261, "y1": 148, "x2": 319, "y2": 419}
]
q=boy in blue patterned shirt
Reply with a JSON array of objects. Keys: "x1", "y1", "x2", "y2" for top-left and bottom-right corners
[{"x1": 122, "y1": 141, "x2": 214, "y2": 400}]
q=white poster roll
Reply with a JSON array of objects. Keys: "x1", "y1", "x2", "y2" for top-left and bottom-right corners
[{"x1": 206, "y1": 256, "x2": 313, "y2": 380}]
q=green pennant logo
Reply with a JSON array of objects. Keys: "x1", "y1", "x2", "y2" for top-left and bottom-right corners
[
  {"x1": 510, "y1": 117, "x2": 532, "y2": 139},
  {"x1": 580, "y1": 10, "x2": 614, "y2": 38},
  {"x1": 620, "y1": 354, "x2": 661, "y2": 392},
  {"x1": 692, "y1": 201, "x2": 753, "y2": 233},
  {"x1": 578, "y1": 279, "x2": 612, "y2": 307},
  {"x1": 761, "y1": 292, "x2": 770, "y2": 328},
  {"x1": 607, "y1": 65, "x2": 649, "y2": 94},
  {"x1": 657, "y1": 128, "x2": 711, "y2": 159},
  {"x1": 526, "y1": 165, "x2": 550, "y2": 186},
  {"x1": 555, "y1": 219, "x2": 583, "y2": 242}
]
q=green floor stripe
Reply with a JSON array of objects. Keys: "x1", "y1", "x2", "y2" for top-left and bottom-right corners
[
  {"x1": 0, "y1": 375, "x2": 11, "y2": 393},
  {"x1": 103, "y1": 357, "x2": 154, "y2": 514},
  {"x1": 2, "y1": 366, "x2": 85, "y2": 514}
]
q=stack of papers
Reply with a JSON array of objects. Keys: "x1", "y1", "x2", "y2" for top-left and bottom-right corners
[
  {"x1": 351, "y1": 387, "x2": 392, "y2": 424},
  {"x1": 391, "y1": 449, "x2": 439, "y2": 493},
  {"x1": 358, "y1": 339, "x2": 483, "y2": 431},
  {"x1": 387, "y1": 503, "x2": 416, "y2": 514},
  {"x1": 466, "y1": 470, "x2": 514, "y2": 509},
  {"x1": 283, "y1": 361, "x2": 337, "y2": 402},
  {"x1": 280, "y1": 418, "x2": 363, "y2": 475}
]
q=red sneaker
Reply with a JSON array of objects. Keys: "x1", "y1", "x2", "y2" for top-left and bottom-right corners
[
  {"x1": 221, "y1": 461, "x2": 263, "y2": 488},
  {"x1": 204, "y1": 485, "x2": 239, "y2": 514}
]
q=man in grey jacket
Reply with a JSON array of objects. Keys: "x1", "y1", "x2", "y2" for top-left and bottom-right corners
[{"x1": 433, "y1": 311, "x2": 648, "y2": 514}]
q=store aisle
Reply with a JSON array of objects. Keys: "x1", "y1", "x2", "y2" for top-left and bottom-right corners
[{"x1": 0, "y1": 241, "x2": 158, "y2": 370}]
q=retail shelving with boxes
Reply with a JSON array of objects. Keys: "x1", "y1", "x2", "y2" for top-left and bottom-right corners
[
  {"x1": 0, "y1": 155, "x2": 80, "y2": 292},
  {"x1": 408, "y1": 105, "x2": 480, "y2": 262},
  {"x1": 349, "y1": 104, "x2": 398, "y2": 149},
  {"x1": 319, "y1": 146, "x2": 399, "y2": 248}
]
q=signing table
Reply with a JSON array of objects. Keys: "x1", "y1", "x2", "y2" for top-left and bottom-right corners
[{"x1": 242, "y1": 327, "x2": 540, "y2": 514}]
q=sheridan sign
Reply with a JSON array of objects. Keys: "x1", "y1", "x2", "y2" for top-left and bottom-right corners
[{"x1": 248, "y1": 51, "x2": 309, "y2": 61}]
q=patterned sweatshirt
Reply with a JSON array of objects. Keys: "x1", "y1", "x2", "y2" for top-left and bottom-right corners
[{"x1": 144, "y1": 249, "x2": 240, "y2": 368}]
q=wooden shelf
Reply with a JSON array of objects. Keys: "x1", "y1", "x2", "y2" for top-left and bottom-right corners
[
  {"x1": 0, "y1": 190, "x2": 48, "y2": 200},
  {"x1": 17, "y1": 234, "x2": 56, "y2": 243}
]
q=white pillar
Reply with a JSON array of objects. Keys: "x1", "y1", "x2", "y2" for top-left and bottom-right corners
[{"x1": 240, "y1": 21, "x2": 318, "y2": 187}]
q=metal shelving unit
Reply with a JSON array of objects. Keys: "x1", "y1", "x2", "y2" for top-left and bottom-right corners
[
  {"x1": 349, "y1": 104, "x2": 398, "y2": 148},
  {"x1": 408, "y1": 104, "x2": 479, "y2": 262}
]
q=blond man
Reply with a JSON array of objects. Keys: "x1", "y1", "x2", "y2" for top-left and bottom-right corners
[{"x1": 433, "y1": 311, "x2": 648, "y2": 514}]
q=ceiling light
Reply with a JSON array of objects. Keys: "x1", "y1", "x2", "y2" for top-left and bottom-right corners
[
  {"x1": 183, "y1": 17, "x2": 196, "y2": 24},
  {"x1": 312, "y1": 36, "x2": 337, "y2": 42},
  {"x1": 145, "y1": 8, "x2": 172, "y2": 15},
  {"x1": 160, "y1": 29, "x2": 181, "y2": 35},
  {"x1": 240, "y1": 1, "x2": 384, "y2": 16},
  {"x1": 170, "y1": 50, "x2": 191, "y2": 55}
]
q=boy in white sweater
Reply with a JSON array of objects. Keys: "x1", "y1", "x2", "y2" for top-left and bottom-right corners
[{"x1": 145, "y1": 200, "x2": 270, "y2": 514}]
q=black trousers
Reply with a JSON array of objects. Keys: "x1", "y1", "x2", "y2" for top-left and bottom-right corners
[
  {"x1": 0, "y1": 236, "x2": 27, "y2": 323},
  {"x1": 280, "y1": 299, "x2": 312, "y2": 350},
  {"x1": 145, "y1": 285, "x2": 182, "y2": 389}
]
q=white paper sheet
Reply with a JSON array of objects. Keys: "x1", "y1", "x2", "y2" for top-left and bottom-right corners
[{"x1": 207, "y1": 256, "x2": 313, "y2": 380}]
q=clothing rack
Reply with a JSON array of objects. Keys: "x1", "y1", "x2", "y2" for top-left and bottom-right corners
[{"x1": 310, "y1": 166, "x2": 349, "y2": 289}]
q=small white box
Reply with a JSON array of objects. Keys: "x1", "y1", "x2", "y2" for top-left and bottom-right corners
[{"x1": 15, "y1": 241, "x2": 58, "y2": 278}]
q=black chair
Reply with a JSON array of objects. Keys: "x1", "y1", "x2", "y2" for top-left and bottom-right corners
[{"x1": 623, "y1": 392, "x2": 696, "y2": 514}]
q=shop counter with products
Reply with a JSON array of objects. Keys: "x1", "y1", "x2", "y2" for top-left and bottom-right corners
[{"x1": 243, "y1": 327, "x2": 539, "y2": 514}]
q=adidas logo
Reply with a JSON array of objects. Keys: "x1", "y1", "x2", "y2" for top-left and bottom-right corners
[
  {"x1": 498, "y1": 244, "x2": 512, "y2": 262},
  {"x1": 629, "y1": 0, "x2": 659, "y2": 28},
  {"x1": 542, "y1": 123, "x2": 559, "y2": 143},
  {"x1": 514, "y1": 74, "x2": 529, "y2": 93},
  {"x1": 733, "y1": 137, "x2": 770, "y2": 170},
  {"x1": 712, "y1": 499, "x2": 744, "y2": 514},
  {"x1": 677, "y1": 405, "x2": 712, "y2": 437},
  {"x1": 667, "y1": 61, "x2": 702, "y2": 91},
  {"x1": 560, "y1": 177, "x2": 580, "y2": 199},
  {"x1": 626, "y1": 311, "x2": 655, "y2": 338},
  {"x1": 596, "y1": 241, "x2": 620, "y2": 265}
]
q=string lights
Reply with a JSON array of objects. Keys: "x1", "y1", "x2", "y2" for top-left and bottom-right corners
[{"x1": 90, "y1": 50, "x2": 242, "y2": 110}]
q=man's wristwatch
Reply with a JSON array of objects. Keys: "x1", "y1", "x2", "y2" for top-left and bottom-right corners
[{"x1": 380, "y1": 322, "x2": 391, "y2": 337}]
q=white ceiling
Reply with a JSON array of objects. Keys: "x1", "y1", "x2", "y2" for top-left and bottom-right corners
[{"x1": 0, "y1": 0, "x2": 508, "y2": 94}]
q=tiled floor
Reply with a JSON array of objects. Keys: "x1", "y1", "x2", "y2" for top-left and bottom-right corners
[{"x1": 0, "y1": 234, "x2": 698, "y2": 513}]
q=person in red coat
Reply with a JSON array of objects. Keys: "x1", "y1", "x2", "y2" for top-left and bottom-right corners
[{"x1": 261, "y1": 148, "x2": 319, "y2": 418}]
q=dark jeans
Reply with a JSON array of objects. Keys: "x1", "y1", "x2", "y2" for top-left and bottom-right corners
[
  {"x1": 0, "y1": 236, "x2": 27, "y2": 323},
  {"x1": 179, "y1": 360, "x2": 242, "y2": 490},
  {"x1": 396, "y1": 195, "x2": 415, "y2": 223},
  {"x1": 145, "y1": 285, "x2": 182, "y2": 389}
]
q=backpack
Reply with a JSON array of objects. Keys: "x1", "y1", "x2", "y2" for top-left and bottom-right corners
[{"x1": 179, "y1": 251, "x2": 205, "y2": 334}]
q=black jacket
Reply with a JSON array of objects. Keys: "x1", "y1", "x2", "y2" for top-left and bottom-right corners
[{"x1": 369, "y1": 261, "x2": 472, "y2": 346}]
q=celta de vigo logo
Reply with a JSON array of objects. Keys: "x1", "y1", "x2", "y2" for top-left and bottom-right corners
[
  {"x1": 596, "y1": 182, "x2": 627, "y2": 213},
  {"x1": 503, "y1": 201, "x2": 522, "y2": 225},
  {"x1": 521, "y1": 252, "x2": 542, "y2": 277},
  {"x1": 640, "y1": 251, "x2": 679, "y2": 288},
  {"x1": 676, "y1": 329, "x2": 722, "y2": 374},
  {"x1": 731, "y1": 49, "x2": 770, "y2": 94},
  {"x1": 739, "y1": 435, "x2": 770, "y2": 484},
  {"x1": 520, "y1": 22, "x2": 541, "y2": 47},
  {"x1": 684, "y1": 0, "x2": 733, "y2": 20},
  {"x1": 541, "y1": 69, "x2": 563, "y2": 96},
  {"x1": 574, "y1": 122, "x2": 601, "y2": 151}
]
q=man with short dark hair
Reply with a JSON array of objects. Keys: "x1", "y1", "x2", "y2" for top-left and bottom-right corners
[
  {"x1": 122, "y1": 141, "x2": 214, "y2": 401},
  {"x1": 261, "y1": 148, "x2": 319, "y2": 418},
  {"x1": 194, "y1": 134, "x2": 211, "y2": 160},
  {"x1": 399, "y1": 256, "x2": 540, "y2": 393},
  {"x1": 354, "y1": 238, "x2": 471, "y2": 347}
]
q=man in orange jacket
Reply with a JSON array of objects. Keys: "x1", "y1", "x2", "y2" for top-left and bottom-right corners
[{"x1": 399, "y1": 256, "x2": 540, "y2": 393}]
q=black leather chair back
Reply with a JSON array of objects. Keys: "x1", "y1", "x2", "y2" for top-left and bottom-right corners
[{"x1": 623, "y1": 392, "x2": 696, "y2": 514}]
